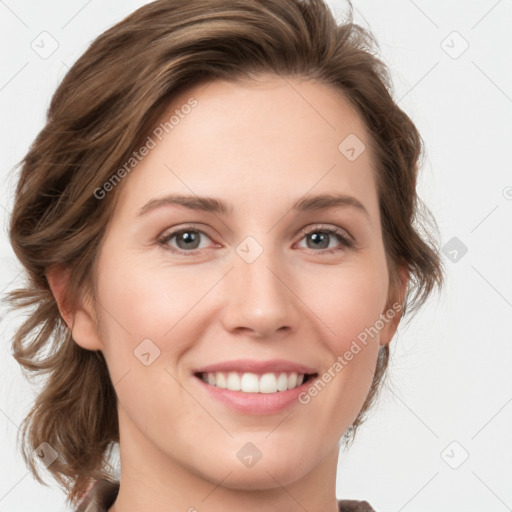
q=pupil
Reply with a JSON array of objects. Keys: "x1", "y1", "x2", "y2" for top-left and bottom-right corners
[
  {"x1": 309, "y1": 232, "x2": 328, "y2": 249},
  {"x1": 179, "y1": 231, "x2": 199, "y2": 249}
]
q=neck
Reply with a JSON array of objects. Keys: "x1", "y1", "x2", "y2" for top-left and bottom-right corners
[{"x1": 108, "y1": 407, "x2": 341, "y2": 512}]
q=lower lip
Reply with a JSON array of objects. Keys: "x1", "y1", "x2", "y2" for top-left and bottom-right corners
[{"x1": 193, "y1": 375, "x2": 313, "y2": 415}]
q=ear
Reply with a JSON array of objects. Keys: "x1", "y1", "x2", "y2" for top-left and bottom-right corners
[
  {"x1": 46, "y1": 264, "x2": 103, "y2": 351},
  {"x1": 379, "y1": 265, "x2": 409, "y2": 347}
]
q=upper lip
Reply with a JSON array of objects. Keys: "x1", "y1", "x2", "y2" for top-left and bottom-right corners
[{"x1": 194, "y1": 359, "x2": 317, "y2": 375}]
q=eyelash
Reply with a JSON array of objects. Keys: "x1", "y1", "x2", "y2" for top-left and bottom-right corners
[{"x1": 157, "y1": 224, "x2": 355, "y2": 257}]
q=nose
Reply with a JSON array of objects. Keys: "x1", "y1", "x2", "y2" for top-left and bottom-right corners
[{"x1": 220, "y1": 245, "x2": 301, "y2": 339}]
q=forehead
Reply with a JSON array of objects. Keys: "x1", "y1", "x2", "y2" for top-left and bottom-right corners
[{"x1": 111, "y1": 75, "x2": 378, "y2": 222}]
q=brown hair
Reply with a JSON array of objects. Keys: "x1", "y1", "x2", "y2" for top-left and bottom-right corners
[{"x1": 7, "y1": 0, "x2": 443, "y2": 505}]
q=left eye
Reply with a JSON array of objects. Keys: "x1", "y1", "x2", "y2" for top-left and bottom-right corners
[
  {"x1": 296, "y1": 226, "x2": 354, "y2": 254},
  {"x1": 158, "y1": 225, "x2": 353, "y2": 255}
]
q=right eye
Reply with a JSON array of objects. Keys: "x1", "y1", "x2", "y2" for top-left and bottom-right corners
[{"x1": 157, "y1": 226, "x2": 217, "y2": 255}]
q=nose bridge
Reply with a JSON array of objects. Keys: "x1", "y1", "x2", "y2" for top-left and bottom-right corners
[{"x1": 222, "y1": 238, "x2": 299, "y2": 337}]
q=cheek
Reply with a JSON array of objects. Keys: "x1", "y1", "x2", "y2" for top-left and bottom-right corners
[
  {"x1": 301, "y1": 255, "x2": 389, "y2": 352},
  {"x1": 93, "y1": 254, "x2": 199, "y2": 425},
  {"x1": 96, "y1": 250, "x2": 212, "y2": 342}
]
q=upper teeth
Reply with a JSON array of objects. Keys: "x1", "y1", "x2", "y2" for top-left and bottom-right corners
[{"x1": 200, "y1": 372, "x2": 305, "y2": 393}]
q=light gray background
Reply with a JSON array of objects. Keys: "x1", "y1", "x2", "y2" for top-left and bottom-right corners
[{"x1": 1, "y1": 1, "x2": 511, "y2": 511}]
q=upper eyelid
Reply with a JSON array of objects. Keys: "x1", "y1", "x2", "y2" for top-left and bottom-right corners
[{"x1": 300, "y1": 223, "x2": 352, "y2": 239}]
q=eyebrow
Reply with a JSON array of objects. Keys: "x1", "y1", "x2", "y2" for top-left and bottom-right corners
[{"x1": 137, "y1": 193, "x2": 370, "y2": 221}]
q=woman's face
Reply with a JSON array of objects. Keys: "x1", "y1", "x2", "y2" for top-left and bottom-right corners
[{"x1": 77, "y1": 75, "x2": 403, "y2": 491}]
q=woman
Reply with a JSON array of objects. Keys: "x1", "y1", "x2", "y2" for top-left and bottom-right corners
[{"x1": 8, "y1": 0, "x2": 443, "y2": 511}]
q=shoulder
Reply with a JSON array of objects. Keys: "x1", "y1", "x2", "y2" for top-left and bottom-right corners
[
  {"x1": 75, "y1": 478, "x2": 120, "y2": 512},
  {"x1": 338, "y1": 499, "x2": 377, "y2": 512}
]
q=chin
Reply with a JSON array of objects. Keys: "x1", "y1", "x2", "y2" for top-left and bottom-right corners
[
  {"x1": 192, "y1": 441, "x2": 317, "y2": 490},
  {"x1": 210, "y1": 462, "x2": 309, "y2": 491}
]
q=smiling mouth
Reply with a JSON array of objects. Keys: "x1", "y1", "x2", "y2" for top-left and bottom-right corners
[{"x1": 194, "y1": 371, "x2": 318, "y2": 394}]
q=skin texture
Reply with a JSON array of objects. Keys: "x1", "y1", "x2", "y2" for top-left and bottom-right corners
[{"x1": 48, "y1": 75, "x2": 407, "y2": 512}]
